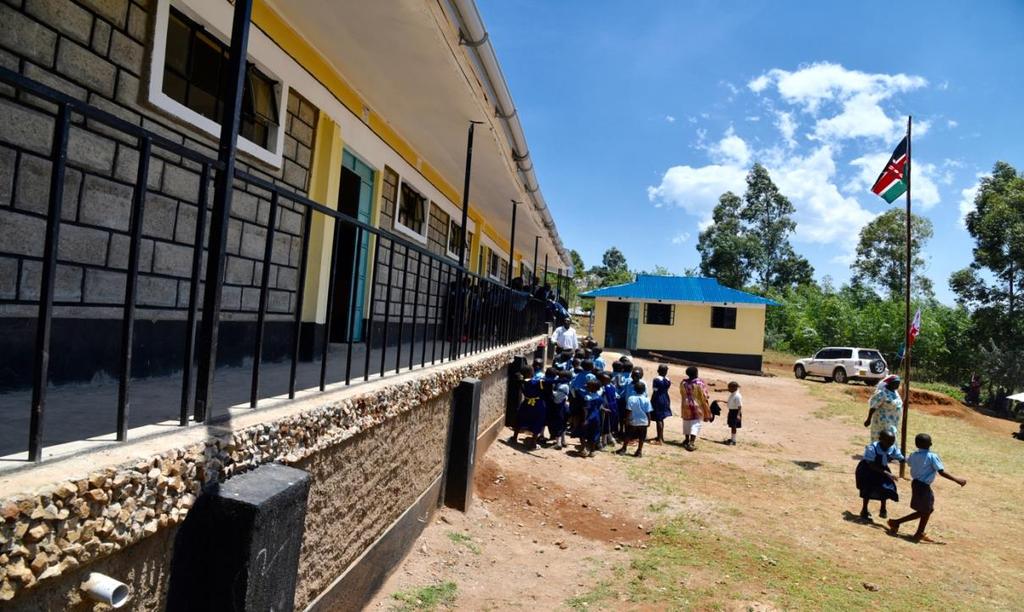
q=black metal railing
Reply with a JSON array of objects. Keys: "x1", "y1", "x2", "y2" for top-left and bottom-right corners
[{"x1": 0, "y1": 66, "x2": 569, "y2": 462}]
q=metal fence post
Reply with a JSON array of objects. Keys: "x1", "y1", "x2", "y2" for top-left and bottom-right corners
[{"x1": 193, "y1": 0, "x2": 255, "y2": 422}]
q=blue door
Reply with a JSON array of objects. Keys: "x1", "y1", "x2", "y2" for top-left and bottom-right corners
[
  {"x1": 626, "y1": 302, "x2": 639, "y2": 352},
  {"x1": 331, "y1": 151, "x2": 374, "y2": 342}
]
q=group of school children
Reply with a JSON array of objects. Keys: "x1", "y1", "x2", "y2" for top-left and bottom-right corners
[{"x1": 510, "y1": 344, "x2": 744, "y2": 459}]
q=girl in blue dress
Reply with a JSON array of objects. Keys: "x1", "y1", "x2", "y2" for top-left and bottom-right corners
[
  {"x1": 650, "y1": 364, "x2": 672, "y2": 445},
  {"x1": 510, "y1": 365, "x2": 546, "y2": 448},
  {"x1": 598, "y1": 372, "x2": 619, "y2": 447},
  {"x1": 580, "y1": 380, "x2": 607, "y2": 457}
]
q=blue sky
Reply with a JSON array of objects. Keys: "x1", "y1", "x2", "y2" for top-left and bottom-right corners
[{"x1": 478, "y1": 0, "x2": 1024, "y2": 304}]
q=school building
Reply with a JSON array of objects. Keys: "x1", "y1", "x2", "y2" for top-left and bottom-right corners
[
  {"x1": 582, "y1": 275, "x2": 779, "y2": 371},
  {"x1": 0, "y1": 0, "x2": 572, "y2": 608}
]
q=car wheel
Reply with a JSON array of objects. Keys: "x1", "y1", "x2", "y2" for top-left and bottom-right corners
[
  {"x1": 869, "y1": 359, "x2": 887, "y2": 375},
  {"x1": 833, "y1": 368, "x2": 848, "y2": 384},
  {"x1": 794, "y1": 365, "x2": 806, "y2": 379}
]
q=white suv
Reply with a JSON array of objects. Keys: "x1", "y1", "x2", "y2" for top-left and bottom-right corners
[{"x1": 793, "y1": 347, "x2": 889, "y2": 385}]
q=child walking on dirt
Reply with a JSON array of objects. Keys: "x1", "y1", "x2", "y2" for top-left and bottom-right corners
[
  {"x1": 617, "y1": 380, "x2": 653, "y2": 457},
  {"x1": 887, "y1": 433, "x2": 966, "y2": 541},
  {"x1": 650, "y1": 364, "x2": 672, "y2": 445},
  {"x1": 855, "y1": 428, "x2": 904, "y2": 520},
  {"x1": 724, "y1": 381, "x2": 742, "y2": 445}
]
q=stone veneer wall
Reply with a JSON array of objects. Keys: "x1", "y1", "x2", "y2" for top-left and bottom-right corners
[
  {"x1": 0, "y1": 0, "x2": 319, "y2": 387},
  {"x1": 0, "y1": 337, "x2": 539, "y2": 608}
]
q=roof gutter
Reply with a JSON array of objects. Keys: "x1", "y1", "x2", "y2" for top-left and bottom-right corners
[{"x1": 445, "y1": 0, "x2": 572, "y2": 271}]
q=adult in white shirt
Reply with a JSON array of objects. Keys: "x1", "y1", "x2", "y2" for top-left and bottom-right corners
[{"x1": 551, "y1": 317, "x2": 579, "y2": 351}]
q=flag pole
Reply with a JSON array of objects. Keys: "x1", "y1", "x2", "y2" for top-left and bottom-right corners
[{"x1": 900, "y1": 115, "x2": 912, "y2": 478}]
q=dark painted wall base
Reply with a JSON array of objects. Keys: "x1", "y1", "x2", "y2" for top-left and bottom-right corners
[
  {"x1": 305, "y1": 474, "x2": 443, "y2": 612},
  {"x1": 0, "y1": 317, "x2": 295, "y2": 391},
  {"x1": 636, "y1": 349, "x2": 763, "y2": 372}
]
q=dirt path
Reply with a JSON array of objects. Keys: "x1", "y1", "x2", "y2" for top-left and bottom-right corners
[{"x1": 368, "y1": 353, "x2": 1024, "y2": 611}]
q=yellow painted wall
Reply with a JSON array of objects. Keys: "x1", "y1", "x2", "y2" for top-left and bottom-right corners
[
  {"x1": 592, "y1": 299, "x2": 766, "y2": 355},
  {"x1": 591, "y1": 299, "x2": 607, "y2": 345},
  {"x1": 302, "y1": 116, "x2": 344, "y2": 323}
]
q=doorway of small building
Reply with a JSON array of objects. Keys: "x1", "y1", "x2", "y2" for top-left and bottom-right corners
[
  {"x1": 329, "y1": 151, "x2": 374, "y2": 343},
  {"x1": 605, "y1": 301, "x2": 631, "y2": 348}
]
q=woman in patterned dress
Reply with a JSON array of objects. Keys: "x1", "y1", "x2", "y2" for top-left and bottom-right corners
[{"x1": 865, "y1": 375, "x2": 903, "y2": 442}]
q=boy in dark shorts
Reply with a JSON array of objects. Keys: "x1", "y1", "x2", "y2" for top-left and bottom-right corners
[
  {"x1": 617, "y1": 380, "x2": 653, "y2": 457},
  {"x1": 887, "y1": 433, "x2": 966, "y2": 541}
]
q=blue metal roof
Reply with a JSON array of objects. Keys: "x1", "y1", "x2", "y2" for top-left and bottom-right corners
[{"x1": 579, "y1": 275, "x2": 779, "y2": 305}]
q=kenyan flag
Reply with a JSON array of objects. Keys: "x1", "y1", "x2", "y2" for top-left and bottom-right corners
[{"x1": 871, "y1": 136, "x2": 908, "y2": 203}]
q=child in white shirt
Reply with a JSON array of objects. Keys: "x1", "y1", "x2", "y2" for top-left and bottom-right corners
[{"x1": 725, "y1": 381, "x2": 742, "y2": 446}]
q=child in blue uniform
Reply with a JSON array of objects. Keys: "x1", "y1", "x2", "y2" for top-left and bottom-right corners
[
  {"x1": 592, "y1": 347, "x2": 606, "y2": 373},
  {"x1": 617, "y1": 381, "x2": 653, "y2": 457},
  {"x1": 650, "y1": 364, "x2": 672, "y2": 445},
  {"x1": 580, "y1": 379, "x2": 607, "y2": 457},
  {"x1": 510, "y1": 365, "x2": 546, "y2": 448},
  {"x1": 598, "y1": 372, "x2": 618, "y2": 447},
  {"x1": 548, "y1": 370, "x2": 572, "y2": 450},
  {"x1": 855, "y1": 428, "x2": 904, "y2": 520},
  {"x1": 887, "y1": 433, "x2": 966, "y2": 542}
]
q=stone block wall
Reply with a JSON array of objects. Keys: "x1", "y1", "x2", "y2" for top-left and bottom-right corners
[
  {"x1": 0, "y1": 336, "x2": 540, "y2": 608},
  {"x1": 0, "y1": 0, "x2": 320, "y2": 386}
]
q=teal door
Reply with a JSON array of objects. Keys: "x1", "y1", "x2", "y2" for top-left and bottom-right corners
[
  {"x1": 626, "y1": 302, "x2": 639, "y2": 352},
  {"x1": 331, "y1": 151, "x2": 374, "y2": 342}
]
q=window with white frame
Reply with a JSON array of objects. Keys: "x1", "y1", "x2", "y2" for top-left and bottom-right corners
[
  {"x1": 396, "y1": 182, "x2": 426, "y2": 236},
  {"x1": 448, "y1": 220, "x2": 469, "y2": 260},
  {"x1": 149, "y1": 1, "x2": 287, "y2": 166}
]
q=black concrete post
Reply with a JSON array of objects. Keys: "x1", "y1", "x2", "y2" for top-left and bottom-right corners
[
  {"x1": 505, "y1": 355, "x2": 525, "y2": 428},
  {"x1": 444, "y1": 378, "x2": 481, "y2": 512},
  {"x1": 167, "y1": 463, "x2": 310, "y2": 611}
]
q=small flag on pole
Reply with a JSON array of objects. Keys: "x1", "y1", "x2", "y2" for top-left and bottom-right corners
[
  {"x1": 871, "y1": 137, "x2": 909, "y2": 203},
  {"x1": 907, "y1": 308, "x2": 922, "y2": 348}
]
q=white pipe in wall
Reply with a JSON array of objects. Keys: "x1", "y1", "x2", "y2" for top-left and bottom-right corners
[{"x1": 81, "y1": 573, "x2": 130, "y2": 608}]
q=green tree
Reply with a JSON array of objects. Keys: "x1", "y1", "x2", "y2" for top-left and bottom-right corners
[
  {"x1": 851, "y1": 208, "x2": 935, "y2": 299},
  {"x1": 950, "y1": 161, "x2": 1024, "y2": 391},
  {"x1": 644, "y1": 265, "x2": 672, "y2": 276},
  {"x1": 740, "y1": 163, "x2": 809, "y2": 290},
  {"x1": 696, "y1": 192, "x2": 750, "y2": 288},
  {"x1": 588, "y1": 247, "x2": 632, "y2": 287},
  {"x1": 570, "y1": 249, "x2": 585, "y2": 280}
]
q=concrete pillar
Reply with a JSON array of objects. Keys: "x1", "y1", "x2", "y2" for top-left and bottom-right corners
[
  {"x1": 443, "y1": 378, "x2": 481, "y2": 512},
  {"x1": 167, "y1": 463, "x2": 311, "y2": 611}
]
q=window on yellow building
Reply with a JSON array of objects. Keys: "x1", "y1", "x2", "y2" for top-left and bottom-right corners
[
  {"x1": 711, "y1": 306, "x2": 737, "y2": 329},
  {"x1": 644, "y1": 303, "x2": 674, "y2": 325},
  {"x1": 397, "y1": 183, "x2": 426, "y2": 235}
]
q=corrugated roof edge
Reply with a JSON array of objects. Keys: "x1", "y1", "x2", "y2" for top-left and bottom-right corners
[{"x1": 579, "y1": 274, "x2": 780, "y2": 306}]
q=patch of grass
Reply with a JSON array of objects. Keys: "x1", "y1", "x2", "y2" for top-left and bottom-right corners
[
  {"x1": 446, "y1": 531, "x2": 480, "y2": 554},
  {"x1": 391, "y1": 581, "x2": 457, "y2": 611},
  {"x1": 647, "y1": 500, "x2": 669, "y2": 513},
  {"x1": 808, "y1": 383, "x2": 1024, "y2": 477},
  {"x1": 570, "y1": 515, "x2": 946, "y2": 611},
  {"x1": 567, "y1": 578, "x2": 617, "y2": 610},
  {"x1": 916, "y1": 381, "x2": 965, "y2": 402}
]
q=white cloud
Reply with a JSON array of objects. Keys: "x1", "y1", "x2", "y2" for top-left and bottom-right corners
[
  {"x1": 647, "y1": 164, "x2": 747, "y2": 223},
  {"x1": 958, "y1": 173, "x2": 986, "y2": 227},
  {"x1": 711, "y1": 127, "x2": 751, "y2": 166},
  {"x1": 938, "y1": 80, "x2": 950, "y2": 91},
  {"x1": 665, "y1": 115, "x2": 676, "y2": 123},
  {"x1": 748, "y1": 63, "x2": 926, "y2": 143},
  {"x1": 745, "y1": 115, "x2": 761, "y2": 122},
  {"x1": 946, "y1": 119, "x2": 958, "y2": 128},
  {"x1": 775, "y1": 111, "x2": 798, "y2": 148},
  {"x1": 748, "y1": 74, "x2": 771, "y2": 93},
  {"x1": 671, "y1": 232, "x2": 691, "y2": 245},
  {"x1": 687, "y1": 115, "x2": 698, "y2": 124},
  {"x1": 768, "y1": 145, "x2": 877, "y2": 245}
]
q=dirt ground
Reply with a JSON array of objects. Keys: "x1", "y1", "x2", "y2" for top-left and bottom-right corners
[{"x1": 368, "y1": 352, "x2": 1024, "y2": 611}]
